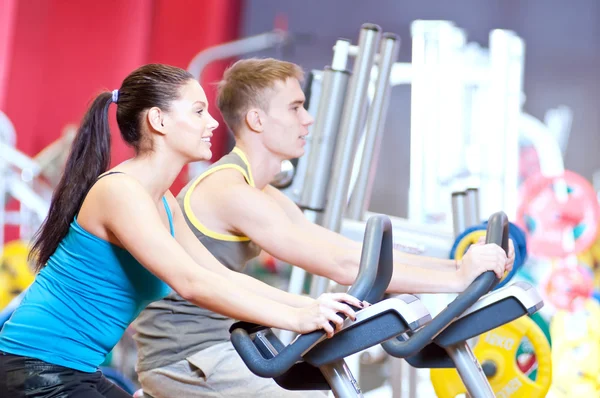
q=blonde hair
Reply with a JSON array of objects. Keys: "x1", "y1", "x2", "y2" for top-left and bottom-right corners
[{"x1": 217, "y1": 58, "x2": 304, "y2": 133}]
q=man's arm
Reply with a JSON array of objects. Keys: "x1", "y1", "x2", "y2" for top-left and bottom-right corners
[
  {"x1": 264, "y1": 185, "x2": 460, "y2": 271},
  {"x1": 213, "y1": 183, "x2": 470, "y2": 293},
  {"x1": 263, "y1": 185, "x2": 512, "y2": 293},
  {"x1": 204, "y1": 181, "x2": 361, "y2": 286}
]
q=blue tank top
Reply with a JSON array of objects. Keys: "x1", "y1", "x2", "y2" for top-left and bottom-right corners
[{"x1": 0, "y1": 195, "x2": 173, "y2": 373}]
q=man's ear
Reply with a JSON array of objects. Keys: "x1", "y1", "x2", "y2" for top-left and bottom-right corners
[
  {"x1": 147, "y1": 107, "x2": 167, "y2": 135},
  {"x1": 245, "y1": 108, "x2": 264, "y2": 133}
]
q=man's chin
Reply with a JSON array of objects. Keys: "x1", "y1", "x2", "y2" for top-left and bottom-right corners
[{"x1": 293, "y1": 147, "x2": 306, "y2": 159}]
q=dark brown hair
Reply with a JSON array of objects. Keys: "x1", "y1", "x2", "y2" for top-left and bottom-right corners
[{"x1": 29, "y1": 64, "x2": 194, "y2": 271}]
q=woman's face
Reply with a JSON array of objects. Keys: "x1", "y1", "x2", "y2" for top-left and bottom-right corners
[{"x1": 163, "y1": 79, "x2": 219, "y2": 161}]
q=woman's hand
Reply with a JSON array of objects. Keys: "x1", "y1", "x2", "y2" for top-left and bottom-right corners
[{"x1": 290, "y1": 293, "x2": 366, "y2": 338}]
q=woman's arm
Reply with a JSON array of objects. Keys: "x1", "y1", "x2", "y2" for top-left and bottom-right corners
[
  {"x1": 97, "y1": 177, "x2": 359, "y2": 335},
  {"x1": 164, "y1": 193, "x2": 315, "y2": 309}
]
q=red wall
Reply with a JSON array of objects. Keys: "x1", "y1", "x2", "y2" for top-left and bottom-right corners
[
  {"x1": 147, "y1": 0, "x2": 242, "y2": 188},
  {"x1": 0, "y1": 0, "x2": 17, "y2": 110},
  {"x1": 2, "y1": 0, "x2": 241, "y2": 242}
]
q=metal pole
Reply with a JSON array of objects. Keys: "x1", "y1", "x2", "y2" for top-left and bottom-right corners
[
  {"x1": 187, "y1": 30, "x2": 289, "y2": 80},
  {"x1": 446, "y1": 343, "x2": 495, "y2": 398},
  {"x1": 464, "y1": 187, "x2": 480, "y2": 227},
  {"x1": 299, "y1": 41, "x2": 352, "y2": 210},
  {"x1": 452, "y1": 191, "x2": 467, "y2": 237},
  {"x1": 390, "y1": 358, "x2": 403, "y2": 398},
  {"x1": 346, "y1": 33, "x2": 400, "y2": 220},
  {"x1": 408, "y1": 21, "x2": 456, "y2": 223},
  {"x1": 310, "y1": 23, "x2": 382, "y2": 297},
  {"x1": 319, "y1": 360, "x2": 364, "y2": 398},
  {"x1": 282, "y1": 40, "x2": 351, "y2": 344},
  {"x1": 481, "y1": 30, "x2": 524, "y2": 221}
]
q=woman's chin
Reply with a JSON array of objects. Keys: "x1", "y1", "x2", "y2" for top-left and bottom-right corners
[
  {"x1": 200, "y1": 148, "x2": 213, "y2": 161},
  {"x1": 187, "y1": 149, "x2": 212, "y2": 163}
]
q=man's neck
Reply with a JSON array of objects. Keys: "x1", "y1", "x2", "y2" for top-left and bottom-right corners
[{"x1": 234, "y1": 140, "x2": 283, "y2": 189}]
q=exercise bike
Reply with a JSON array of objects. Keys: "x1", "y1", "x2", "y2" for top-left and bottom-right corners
[{"x1": 230, "y1": 212, "x2": 544, "y2": 398}]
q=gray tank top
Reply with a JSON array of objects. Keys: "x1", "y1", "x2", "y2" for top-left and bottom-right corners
[{"x1": 133, "y1": 148, "x2": 261, "y2": 371}]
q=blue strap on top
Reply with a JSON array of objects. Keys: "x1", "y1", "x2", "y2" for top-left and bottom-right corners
[{"x1": 162, "y1": 196, "x2": 175, "y2": 237}]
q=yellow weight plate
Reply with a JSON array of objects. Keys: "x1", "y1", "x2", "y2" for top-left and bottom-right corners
[
  {"x1": 549, "y1": 299, "x2": 600, "y2": 396},
  {"x1": 454, "y1": 231, "x2": 487, "y2": 260},
  {"x1": 430, "y1": 316, "x2": 551, "y2": 397},
  {"x1": 0, "y1": 240, "x2": 34, "y2": 308},
  {"x1": 454, "y1": 230, "x2": 508, "y2": 282}
]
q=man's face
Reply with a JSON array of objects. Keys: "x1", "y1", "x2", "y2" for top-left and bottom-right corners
[{"x1": 260, "y1": 78, "x2": 314, "y2": 160}]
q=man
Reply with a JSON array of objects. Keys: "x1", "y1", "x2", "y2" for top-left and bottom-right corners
[{"x1": 133, "y1": 58, "x2": 514, "y2": 397}]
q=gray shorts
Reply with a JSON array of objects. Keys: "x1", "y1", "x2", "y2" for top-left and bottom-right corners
[{"x1": 138, "y1": 342, "x2": 327, "y2": 397}]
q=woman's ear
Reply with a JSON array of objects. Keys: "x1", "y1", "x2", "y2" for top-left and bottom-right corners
[{"x1": 147, "y1": 107, "x2": 167, "y2": 135}]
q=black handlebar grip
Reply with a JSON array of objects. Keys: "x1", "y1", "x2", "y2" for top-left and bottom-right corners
[
  {"x1": 382, "y1": 211, "x2": 509, "y2": 358},
  {"x1": 230, "y1": 214, "x2": 396, "y2": 376}
]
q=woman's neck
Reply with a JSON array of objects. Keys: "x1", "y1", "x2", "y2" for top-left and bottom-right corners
[{"x1": 114, "y1": 151, "x2": 187, "y2": 201}]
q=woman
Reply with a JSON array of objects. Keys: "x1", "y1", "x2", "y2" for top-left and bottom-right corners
[{"x1": 0, "y1": 64, "x2": 362, "y2": 397}]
